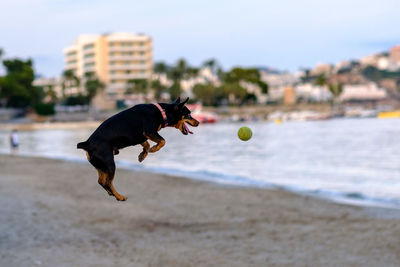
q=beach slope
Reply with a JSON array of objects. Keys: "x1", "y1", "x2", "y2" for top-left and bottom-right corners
[{"x1": 0, "y1": 155, "x2": 399, "y2": 266}]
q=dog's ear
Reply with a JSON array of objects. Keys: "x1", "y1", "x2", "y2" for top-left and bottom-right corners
[
  {"x1": 181, "y1": 97, "x2": 189, "y2": 105},
  {"x1": 173, "y1": 97, "x2": 189, "y2": 111},
  {"x1": 178, "y1": 97, "x2": 189, "y2": 110},
  {"x1": 173, "y1": 97, "x2": 181, "y2": 105}
]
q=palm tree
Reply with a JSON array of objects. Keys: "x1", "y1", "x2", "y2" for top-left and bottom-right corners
[
  {"x1": 217, "y1": 67, "x2": 225, "y2": 80},
  {"x1": 328, "y1": 83, "x2": 343, "y2": 99},
  {"x1": 169, "y1": 58, "x2": 188, "y2": 80},
  {"x1": 154, "y1": 61, "x2": 167, "y2": 74},
  {"x1": 202, "y1": 58, "x2": 219, "y2": 73},
  {"x1": 84, "y1": 73, "x2": 105, "y2": 103},
  {"x1": 314, "y1": 74, "x2": 328, "y2": 103},
  {"x1": 62, "y1": 70, "x2": 80, "y2": 98},
  {"x1": 177, "y1": 58, "x2": 187, "y2": 73},
  {"x1": 186, "y1": 67, "x2": 199, "y2": 78},
  {"x1": 314, "y1": 74, "x2": 327, "y2": 87},
  {"x1": 168, "y1": 67, "x2": 184, "y2": 82},
  {"x1": 46, "y1": 84, "x2": 58, "y2": 102},
  {"x1": 300, "y1": 69, "x2": 312, "y2": 83},
  {"x1": 151, "y1": 79, "x2": 167, "y2": 101},
  {"x1": 202, "y1": 58, "x2": 216, "y2": 68},
  {"x1": 168, "y1": 81, "x2": 182, "y2": 101},
  {"x1": 328, "y1": 83, "x2": 343, "y2": 114},
  {"x1": 126, "y1": 79, "x2": 148, "y2": 95}
]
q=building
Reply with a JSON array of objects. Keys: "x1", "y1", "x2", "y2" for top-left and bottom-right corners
[
  {"x1": 377, "y1": 57, "x2": 391, "y2": 70},
  {"x1": 179, "y1": 67, "x2": 220, "y2": 97},
  {"x1": 389, "y1": 45, "x2": 400, "y2": 64},
  {"x1": 310, "y1": 63, "x2": 333, "y2": 76},
  {"x1": 63, "y1": 32, "x2": 153, "y2": 108},
  {"x1": 339, "y1": 83, "x2": 387, "y2": 102},
  {"x1": 283, "y1": 86, "x2": 296, "y2": 105},
  {"x1": 260, "y1": 71, "x2": 298, "y2": 89},
  {"x1": 334, "y1": 60, "x2": 351, "y2": 71},
  {"x1": 359, "y1": 51, "x2": 399, "y2": 71},
  {"x1": 360, "y1": 54, "x2": 379, "y2": 67},
  {"x1": 295, "y1": 83, "x2": 332, "y2": 102}
]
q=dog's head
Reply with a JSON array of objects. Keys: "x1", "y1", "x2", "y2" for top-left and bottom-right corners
[{"x1": 167, "y1": 97, "x2": 200, "y2": 135}]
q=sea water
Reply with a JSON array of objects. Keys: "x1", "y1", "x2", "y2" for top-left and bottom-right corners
[{"x1": 0, "y1": 118, "x2": 399, "y2": 208}]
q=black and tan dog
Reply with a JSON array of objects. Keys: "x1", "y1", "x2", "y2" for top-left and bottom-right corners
[{"x1": 77, "y1": 97, "x2": 199, "y2": 201}]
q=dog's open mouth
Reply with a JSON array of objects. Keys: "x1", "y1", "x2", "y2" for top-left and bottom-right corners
[
  {"x1": 178, "y1": 117, "x2": 199, "y2": 135},
  {"x1": 182, "y1": 122, "x2": 193, "y2": 135}
]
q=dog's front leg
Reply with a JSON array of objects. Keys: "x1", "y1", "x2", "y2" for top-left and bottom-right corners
[
  {"x1": 143, "y1": 132, "x2": 165, "y2": 153},
  {"x1": 138, "y1": 141, "x2": 150, "y2": 162}
]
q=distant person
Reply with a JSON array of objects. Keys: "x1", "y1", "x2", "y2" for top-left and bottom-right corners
[{"x1": 10, "y1": 129, "x2": 19, "y2": 153}]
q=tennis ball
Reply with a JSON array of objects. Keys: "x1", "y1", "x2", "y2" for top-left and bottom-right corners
[{"x1": 238, "y1": 126, "x2": 252, "y2": 141}]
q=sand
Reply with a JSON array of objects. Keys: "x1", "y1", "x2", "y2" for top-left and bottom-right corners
[{"x1": 0, "y1": 155, "x2": 399, "y2": 267}]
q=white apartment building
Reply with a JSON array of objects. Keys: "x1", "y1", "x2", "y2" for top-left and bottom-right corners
[{"x1": 63, "y1": 32, "x2": 153, "y2": 104}]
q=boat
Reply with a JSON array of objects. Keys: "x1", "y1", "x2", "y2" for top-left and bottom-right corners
[
  {"x1": 187, "y1": 104, "x2": 218, "y2": 123},
  {"x1": 378, "y1": 111, "x2": 400, "y2": 119},
  {"x1": 345, "y1": 108, "x2": 377, "y2": 118}
]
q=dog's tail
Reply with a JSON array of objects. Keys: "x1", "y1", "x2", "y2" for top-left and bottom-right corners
[{"x1": 77, "y1": 141, "x2": 89, "y2": 150}]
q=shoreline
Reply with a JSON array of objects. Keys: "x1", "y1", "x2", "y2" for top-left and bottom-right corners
[
  {"x1": 0, "y1": 120, "x2": 101, "y2": 131},
  {"x1": 0, "y1": 114, "x2": 398, "y2": 133},
  {"x1": 1, "y1": 154, "x2": 400, "y2": 266},
  {"x1": 2, "y1": 151, "x2": 400, "y2": 210}
]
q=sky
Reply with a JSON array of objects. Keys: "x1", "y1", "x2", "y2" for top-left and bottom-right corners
[{"x1": 1, "y1": 0, "x2": 400, "y2": 77}]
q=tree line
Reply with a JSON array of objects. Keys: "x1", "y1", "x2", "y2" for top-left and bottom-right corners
[
  {"x1": 152, "y1": 58, "x2": 268, "y2": 106},
  {"x1": 0, "y1": 47, "x2": 270, "y2": 115}
]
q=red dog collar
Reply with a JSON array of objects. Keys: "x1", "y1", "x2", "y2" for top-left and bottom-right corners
[{"x1": 153, "y1": 103, "x2": 168, "y2": 128}]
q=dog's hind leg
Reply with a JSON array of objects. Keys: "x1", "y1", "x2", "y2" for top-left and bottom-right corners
[
  {"x1": 86, "y1": 151, "x2": 113, "y2": 196},
  {"x1": 87, "y1": 151, "x2": 112, "y2": 196},
  {"x1": 144, "y1": 132, "x2": 165, "y2": 153},
  {"x1": 97, "y1": 169, "x2": 113, "y2": 196},
  {"x1": 102, "y1": 157, "x2": 127, "y2": 201},
  {"x1": 89, "y1": 148, "x2": 126, "y2": 201},
  {"x1": 107, "y1": 176, "x2": 127, "y2": 202},
  {"x1": 138, "y1": 141, "x2": 150, "y2": 162},
  {"x1": 98, "y1": 165, "x2": 127, "y2": 201}
]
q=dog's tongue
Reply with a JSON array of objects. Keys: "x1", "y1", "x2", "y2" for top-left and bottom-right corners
[{"x1": 183, "y1": 122, "x2": 193, "y2": 134}]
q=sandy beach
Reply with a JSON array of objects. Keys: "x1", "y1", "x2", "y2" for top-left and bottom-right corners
[{"x1": 0, "y1": 155, "x2": 399, "y2": 267}]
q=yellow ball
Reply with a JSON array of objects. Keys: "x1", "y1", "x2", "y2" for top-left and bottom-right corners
[{"x1": 238, "y1": 126, "x2": 252, "y2": 141}]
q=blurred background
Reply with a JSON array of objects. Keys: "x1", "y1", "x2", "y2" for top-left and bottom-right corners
[{"x1": 0, "y1": 0, "x2": 400, "y2": 207}]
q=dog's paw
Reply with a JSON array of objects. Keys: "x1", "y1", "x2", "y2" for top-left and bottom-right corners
[
  {"x1": 138, "y1": 152, "x2": 147, "y2": 162},
  {"x1": 116, "y1": 195, "x2": 127, "y2": 201}
]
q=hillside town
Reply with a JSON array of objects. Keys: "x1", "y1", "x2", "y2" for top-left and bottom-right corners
[{"x1": 1, "y1": 32, "x2": 400, "y2": 122}]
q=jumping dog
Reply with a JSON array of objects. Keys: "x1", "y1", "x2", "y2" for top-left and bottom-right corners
[{"x1": 77, "y1": 97, "x2": 199, "y2": 201}]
